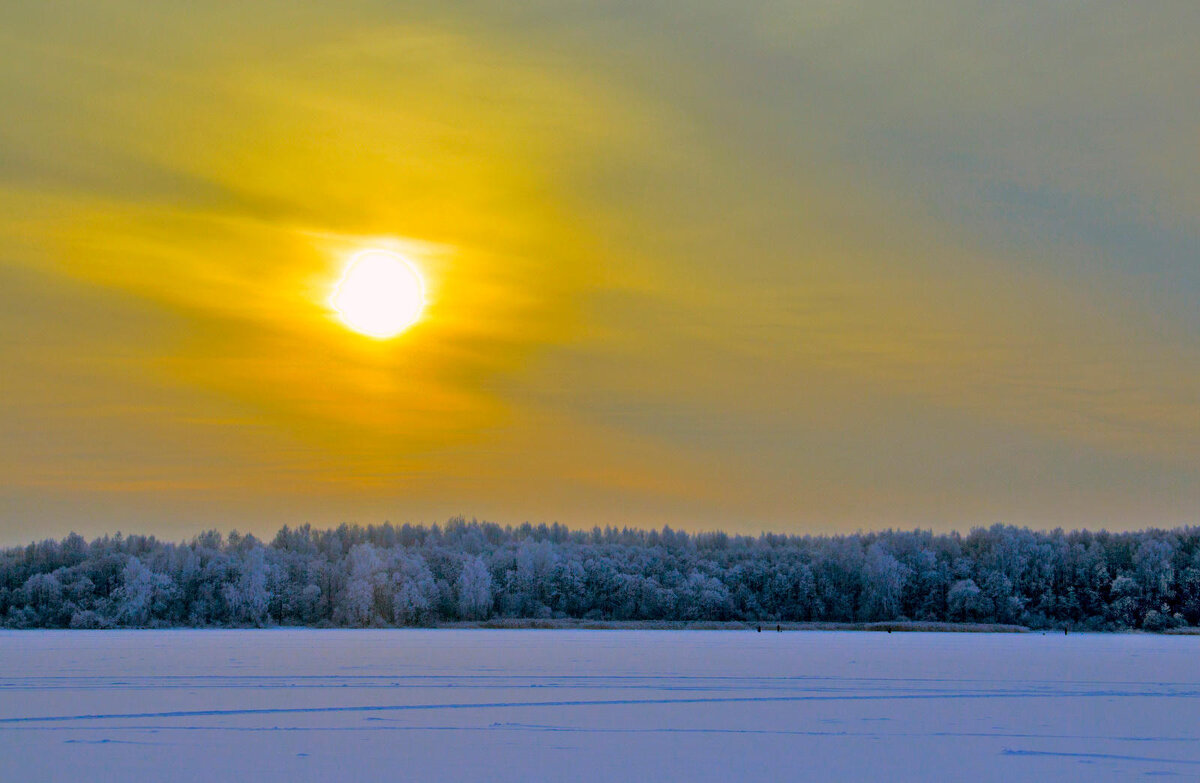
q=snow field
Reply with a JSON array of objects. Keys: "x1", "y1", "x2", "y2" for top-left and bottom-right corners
[{"x1": 1, "y1": 629, "x2": 1197, "y2": 781}]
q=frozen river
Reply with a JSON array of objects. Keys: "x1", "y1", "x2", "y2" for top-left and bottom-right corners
[{"x1": 1, "y1": 629, "x2": 1197, "y2": 781}]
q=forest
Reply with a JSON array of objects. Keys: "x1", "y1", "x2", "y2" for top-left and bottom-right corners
[{"x1": 2, "y1": 519, "x2": 1198, "y2": 630}]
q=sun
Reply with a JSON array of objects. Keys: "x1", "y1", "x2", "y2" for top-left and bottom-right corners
[{"x1": 330, "y1": 249, "x2": 425, "y2": 338}]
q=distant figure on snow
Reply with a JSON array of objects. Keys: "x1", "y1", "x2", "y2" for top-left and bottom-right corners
[
  {"x1": 776, "y1": 624, "x2": 782, "y2": 633},
  {"x1": 756, "y1": 625, "x2": 761, "y2": 632}
]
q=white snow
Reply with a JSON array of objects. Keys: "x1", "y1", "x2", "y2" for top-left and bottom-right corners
[{"x1": 1, "y1": 630, "x2": 1197, "y2": 781}]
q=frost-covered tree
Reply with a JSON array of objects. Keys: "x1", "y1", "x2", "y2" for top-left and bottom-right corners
[
  {"x1": 947, "y1": 579, "x2": 986, "y2": 622},
  {"x1": 224, "y1": 546, "x2": 271, "y2": 626},
  {"x1": 336, "y1": 543, "x2": 385, "y2": 626},
  {"x1": 392, "y1": 552, "x2": 436, "y2": 625},
  {"x1": 862, "y1": 542, "x2": 907, "y2": 621},
  {"x1": 114, "y1": 556, "x2": 176, "y2": 626},
  {"x1": 457, "y1": 556, "x2": 493, "y2": 620}
]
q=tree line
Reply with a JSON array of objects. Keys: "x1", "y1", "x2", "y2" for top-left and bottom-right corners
[{"x1": 2, "y1": 519, "x2": 1197, "y2": 630}]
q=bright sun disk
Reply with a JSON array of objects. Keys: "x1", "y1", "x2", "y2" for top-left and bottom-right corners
[{"x1": 330, "y1": 249, "x2": 425, "y2": 338}]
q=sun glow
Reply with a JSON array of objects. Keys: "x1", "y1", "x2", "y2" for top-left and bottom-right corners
[{"x1": 330, "y1": 250, "x2": 425, "y2": 338}]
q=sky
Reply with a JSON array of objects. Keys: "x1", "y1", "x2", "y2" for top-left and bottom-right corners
[{"x1": 2, "y1": 1, "x2": 1198, "y2": 543}]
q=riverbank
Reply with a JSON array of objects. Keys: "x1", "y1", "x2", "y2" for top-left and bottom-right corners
[{"x1": 436, "y1": 619, "x2": 1031, "y2": 632}]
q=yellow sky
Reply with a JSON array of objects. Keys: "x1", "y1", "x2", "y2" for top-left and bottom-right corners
[{"x1": 2, "y1": 2, "x2": 1198, "y2": 542}]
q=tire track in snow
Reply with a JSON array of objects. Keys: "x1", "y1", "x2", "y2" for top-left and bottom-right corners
[{"x1": 3, "y1": 688, "x2": 1199, "y2": 725}]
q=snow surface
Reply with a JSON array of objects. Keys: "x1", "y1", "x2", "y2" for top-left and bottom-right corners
[{"x1": 1, "y1": 629, "x2": 1197, "y2": 781}]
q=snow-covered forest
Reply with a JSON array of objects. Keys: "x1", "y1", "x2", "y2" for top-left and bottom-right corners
[{"x1": 2, "y1": 520, "x2": 1198, "y2": 630}]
